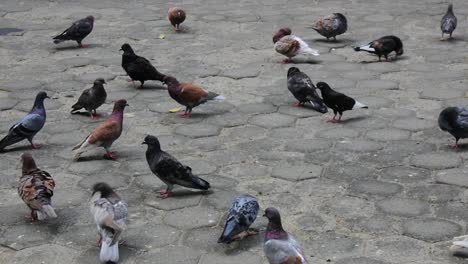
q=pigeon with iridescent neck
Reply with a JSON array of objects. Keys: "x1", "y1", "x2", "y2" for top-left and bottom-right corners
[
  {"x1": 168, "y1": 7, "x2": 186, "y2": 31},
  {"x1": 273, "y1": 27, "x2": 319, "y2": 63}
]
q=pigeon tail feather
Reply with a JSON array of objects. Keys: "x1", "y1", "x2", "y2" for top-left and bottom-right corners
[
  {"x1": 301, "y1": 46, "x2": 320, "y2": 56},
  {"x1": 36, "y1": 205, "x2": 57, "y2": 220},
  {"x1": 53, "y1": 39, "x2": 65, "y2": 44},
  {"x1": 355, "y1": 44, "x2": 375, "y2": 52},
  {"x1": 0, "y1": 133, "x2": 24, "y2": 151},
  {"x1": 218, "y1": 218, "x2": 239, "y2": 244},
  {"x1": 206, "y1": 92, "x2": 225, "y2": 101},
  {"x1": 453, "y1": 241, "x2": 468, "y2": 248},
  {"x1": 353, "y1": 100, "x2": 368, "y2": 109},
  {"x1": 191, "y1": 175, "x2": 210, "y2": 190},
  {"x1": 100, "y1": 236, "x2": 119, "y2": 263}
]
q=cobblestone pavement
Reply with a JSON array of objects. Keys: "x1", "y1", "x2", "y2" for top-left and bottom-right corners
[{"x1": 1, "y1": 0, "x2": 468, "y2": 263}]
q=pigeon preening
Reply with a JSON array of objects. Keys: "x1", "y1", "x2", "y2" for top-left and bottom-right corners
[
  {"x1": 71, "y1": 78, "x2": 107, "y2": 120},
  {"x1": 163, "y1": 76, "x2": 225, "y2": 118},
  {"x1": 53, "y1": 15, "x2": 94, "y2": 48},
  {"x1": 438, "y1": 107, "x2": 468, "y2": 148},
  {"x1": 0, "y1": 91, "x2": 49, "y2": 152},
  {"x1": 307, "y1": 13, "x2": 348, "y2": 41},
  {"x1": 168, "y1": 7, "x2": 186, "y2": 31},
  {"x1": 73, "y1": 99, "x2": 128, "y2": 160},
  {"x1": 316, "y1": 82, "x2": 368, "y2": 123},
  {"x1": 18, "y1": 153, "x2": 57, "y2": 221},
  {"x1": 441, "y1": 4, "x2": 457, "y2": 40},
  {"x1": 287, "y1": 67, "x2": 328, "y2": 113},
  {"x1": 353, "y1": 35, "x2": 403, "y2": 61},
  {"x1": 90, "y1": 182, "x2": 128, "y2": 264},
  {"x1": 142, "y1": 135, "x2": 210, "y2": 198},
  {"x1": 273, "y1": 28, "x2": 319, "y2": 63},
  {"x1": 218, "y1": 194, "x2": 259, "y2": 244},
  {"x1": 120, "y1": 43, "x2": 166, "y2": 89},
  {"x1": 263, "y1": 207, "x2": 309, "y2": 264}
]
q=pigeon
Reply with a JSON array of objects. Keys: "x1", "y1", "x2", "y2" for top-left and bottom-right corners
[
  {"x1": 73, "y1": 99, "x2": 128, "y2": 160},
  {"x1": 0, "y1": 91, "x2": 49, "y2": 152},
  {"x1": 438, "y1": 107, "x2": 468, "y2": 148},
  {"x1": 273, "y1": 27, "x2": 319, "y2": 63},
  {"x1": 263, "y1": 207, "x2": 309, "y2": 264},
  {"x1": 287, "y1": 67, "x2": 328, "y2": 113},
  {"x1": 71, "y1": 78, "x2": 107, "y2": 120},
  {"x1": 316, "y1": 81, "x2": 368, "y2": 123},
  {"x1": 163, "y1": 76, "x2": 225, "y2": 118},
  {"x1": 218, "y1": 194, "x2": 259, "y2": 244},
  {"x1": 307, "y1": 13, "x2": 348, "y2": 41},
  {"x1": 90, "y1": 182, "x2": 127, "y2": 264},
  {"x1": 142, "y1": 135, "x2": 210, "y2": 198},
  {"x1": 441, "y1": 4, "x2": 457, "y2": 40},
  {"x1": 120, "y1": 43, "x2": 166, "y2": 89},
  {"x1": 353, "y1": 35, "x2": 403, "y2": 61},
  {"x1": 18, "y1": 153, "x2": 57, "y2": 221},
  {"x1": 53, "y1": 15, "x2": 94, "y2": 48},
  {"x1": 168, "y1": 7, "x2": 186, "y2": 31}
]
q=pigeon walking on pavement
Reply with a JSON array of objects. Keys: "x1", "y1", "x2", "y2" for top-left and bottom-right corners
[
  {"x1": 273, "y1": 27, "x2": 320, "y2": 63},
  {"x1": 0, "y1": 92, "x2": 49, "y2": 152},
  {"x1": 90, "y1": 182, "x2": 128, "y2": 264},
  {"x1": 53, "y1": 15, "x2": 94, "y2": 48},
  {"x1": 71, "y1": 78, "x2": 107, "y2": 120},
  {"x1": 438, "y1": 107, "x2": 468, "y2": 148},
  {"x1": 307, "y1": 13, "x2": 348, "y2": 41},
  {"x1": 316, "y1": 82, "x2": 368, "y2": 123},
  {"x1": 142, "y1": 135, "x2": 210, "y2": 198},
  {"x1": 287, "y1": 67, "x2": 328, "y2": 113},
  {"x1": 354, "y1": 35, "x2": 403, "y2": 61},
  {"x1": 168, "y1": 7, "x2": 186, "y2": 31},
  {"x1": 218, "y1": 194, "x2": 259, "y2": 244},
  {"x1": 441, "y1": 4, "x2": 457, "y2": 40}
]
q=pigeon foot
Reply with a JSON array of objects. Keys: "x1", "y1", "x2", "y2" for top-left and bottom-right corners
[
  {"x1": 280, "y1": 58, "x2": 291, "y2": 64},
  {"x1": 104, "y1": 151, "x2": 118, "y2": 160},
  {"x1": 293, "y1": 102, "x2": 304, "y2": 107},
  {"x1": 159, "y1": 190, "x2": 173, "y2": 199},
  {"x1": 327, "y1": 118, "x2": 338, "y2": 123},
  {"x1": 31, "y1": 144, "x2": 42, "y2": 149},
  {"x1": 178, "y1": 112, "x2": 191, "y2": 118}
]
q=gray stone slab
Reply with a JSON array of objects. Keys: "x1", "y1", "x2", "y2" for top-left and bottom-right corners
[
  {"x1": 377, "y1": 198, "x2": 430, "y2": 217},
  {"x1": 316, "y1": 127, "x2": 360, "y2": 139},
  {"x1": 436, "y1": 169, "x2": 468, "y2": 187},
  {"x1": 163, "y1": 206, "x2": 219, "y2": 229},
  {"x1": 366, "y1": 128, "x2": 411, "y2": 141},
  {"x1": 272, "y1": 164, "x2": 322, "y2": 182},
  {"x1": 403, "y1": 218, "x2": 462, "y2": 242},
  {"x1": 349, "y1": 180, "x2": 403, "y2": 196},
  {"x1": 411, "y1": 153, "x2": 462, "y2": 170},
  {"x1": 248, "y1": 113, "x2": 296, "y2": 128},
  {"x1": 175, "y1": 124, "x2": 221, "y2": 138}
]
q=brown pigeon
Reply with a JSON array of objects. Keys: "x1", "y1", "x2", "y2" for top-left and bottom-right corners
[
  {"x1": 163, "y1": 76, "x2": 225, "y2": 118},
  {"x1": 168, "y1": 7, "x2": 186, "y2": 31},
  {"x1": 73, "y1": 100, "x2": 128, "y2": 160},
  {"x1": 273, "y1": 28, "x2": 319, "y2": 63},
  {"x1": 18, "y1": 153, "x2": 57, "y2": 221}
]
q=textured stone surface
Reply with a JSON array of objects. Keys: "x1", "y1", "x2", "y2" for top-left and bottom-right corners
[
  {"x1": 377, "y1": 198, "x2": 430, "y2": 217},
  {"x1": 271, "y1": 164, "x2": 322, "y2": 182},
  {"x1": 411, "y1": 153, "x2": 462, "y2": 170},
  {"x1": 403, "y1": 218, "x2": 462, "y2": 242}
]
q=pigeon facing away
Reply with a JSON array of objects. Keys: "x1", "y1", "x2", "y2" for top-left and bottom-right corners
[
  {"x1": 18, "y1": 153, "x2": 57, "y2": 221},
  {"x1": 168, "y1": 7, "x2": 186, "y2": 31},
  {"x1": 218, "y1": 194, "x2": 260, "y2": 244},
  {"x1": 316, "y1": 82, "x2": 368, "y2": 123},
  {"x1": 273, "y1": 28, "x2": 319, "y2": 63},
  {"x1": 53, "y1": 15, "x2": 94, "y2": 48},
  {"x1": 163, "y1": 76, "x2": 225, "y2": 118},
  {"x1": 120, "y1": 43, "x2": 166, "y2": 89},
  {"x1": 264, "y1": 207, "x2": 309, "y2": 264},
  {"x1": 0, "y1": 91, "x2": 49, "y2": 152},
  {"x1": 438, "y1": 107, "x2": 468, "y2": 148},
  {"x1": 354, "y1": 35, "x2": 403, "y2": 61},
  {"x1": 142, "y1": 135, "x2": 210, "y2": 198},
  {"x1": 71, "y1": 78, "x2": 107, "y2": 120},
  {"x1": 90, "y1": 182, "x2": 127, "y2": 264},
  {"x1": 441, "y1": 4, "x2": 457, "y2": 40},
  {"x1": 73, "y1": 100, "x2": 128, "y2": 160},
  {"x1": 287, "y1": 67, "x2": 328, "y2": 113},
  {"x1": 307, "y1": 13, "x2": 348, "y2": 41}
]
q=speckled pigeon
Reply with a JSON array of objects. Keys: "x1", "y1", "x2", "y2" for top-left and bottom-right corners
[
  {"x1": 353, "y1": 35, "x2": 403, "y2": 61},
  {"x1": 273, "y1": 28, "x2": 319, "y2": 63},
  {"x1": 264, "y1": 207, "x2": 309, "y2": 264},
  {"x1": 438, "y1": 107, "x2": 468, "y2": 148},
  {"x1": 71, "y1": 78, "x2": 107, "y2": 120},
  {"x1": 0, "y1": 91, "x2": 49, "y2": 152},
  {"x1": 142, "y1": 135, "x2": 210, "y2": 198},
  {"x1": 307, "y1": 13, "x2": 347, "y2": 41},
  {"x1": 218, "y1": 194, "x2": 259, "y2": 244},
  {"x1": 90, "y1": 182, "x2": 127, "y2": 264},
  {"x1": 53, "y1": 15, "x2": 94, "y2": 48},
  {"x1": 168, "y1": 7, "x2": 186, "y2": 31},
  {"x1": 441, "y1": 4, "x2": 457, "y2": 40},
  {"x1": 287, "y1": 67, "x2": 327, "y2": 113}
]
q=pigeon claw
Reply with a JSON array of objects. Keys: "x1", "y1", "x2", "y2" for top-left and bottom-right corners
[
  {"x1": 178, "y1": 112, "x2": 191, "y2": 118},
  {"x1": 159, "y1": 190, "x2": 172, "y2": 199},
  {"x1": 280, "y1": 58, "x2": 291, "y2": 64},
  {"x1": 327, "y1": 118, "x2": 338, "y2": 123},
  {"x1": 31, "y1": 144, "x2": 42, "y2": 149},
  {"x1": 293, "y1": 102, "x2": 303, "y2": 107},
  {"x1": 104, "y1": 151, "x2": 118, "y2": 160}
]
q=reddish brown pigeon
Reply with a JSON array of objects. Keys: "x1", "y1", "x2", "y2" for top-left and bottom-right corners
[{"x1": 168, "y1": 7, "x2": 186, "y2": 31}]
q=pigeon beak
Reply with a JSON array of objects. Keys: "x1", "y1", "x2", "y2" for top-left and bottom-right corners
[
  {"x1": 142, "y1": 141, "x2": 147, "y2": 145},
  {"x1": 262, "y1": 213, "x2": 266, "y2": 217},
  {"x1": 46, "y1": 95, "x2": 50, "y2": 99},
  {"x1": 119, "y1": 48, "x2": 123, "y2": 51},
  {"x1": 126, "y1": 103, "x2": 129, "y2": 106}
]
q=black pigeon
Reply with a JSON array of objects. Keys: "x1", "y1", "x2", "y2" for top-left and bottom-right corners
[
  {"x1": 0, "y1": 92, "x2": 49, "y2": 152},
  {"x1": 71, "y1": 78, "x2": 107, "y2": 120},
  {"x1": 287, "y1": 67, "x2": 327, "y2": 113},
  {"x1": 316, "y1": 82, "x2": 368, "y2": 123},
  {"x1": 438, "y1": 107, "x2": 468, "y2": 148},
  {"x1": 441, "y1": 4, "x2": 457, "y2": 40},
  {"x1": 142, "y1": 135, "x2": 210, "y2": 198},
  {"x1": 354, "y1": 35, "x2": 403, "y2": 61},
  {"x1": 53, "y1": 15, "x2": 94, "y2": 48},
  {"x1": 120, "y1": 43, "x2": 166, "y2": 89},
  {"x1": 218, "y1": 194, "x2": 259, "y2": 244}
]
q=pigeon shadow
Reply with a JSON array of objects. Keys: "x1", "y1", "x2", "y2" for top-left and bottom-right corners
[
  {"x1": 313, "y1": 37, "x2": 353, "y2": 44},
  {"x1": 338, "y1": 116, "x2": 367, "y2": 124},
  {"x1": 289, "y1": 58, "x2": 321, "y2": 64},
  {"x1": 160, "y1": 189, "x2": 213, "y2": 198},
  {"x1": 0, "y1": 144, "x2": 41, "y2": 153},
  {"x1": 52, "y1": 43, "x2": 103, "y2": 51},
  {"x1": 358, "y1": 55, "x2": 407, "y2": 64},
  {"x1": 74, "y1": 154, "x2": 118, "y2": 162},
  {"x1": 131, "y1": 83, "x2": 167, "y2": 90}
]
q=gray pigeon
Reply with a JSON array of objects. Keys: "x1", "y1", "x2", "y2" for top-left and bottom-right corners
[
  {"x1": 287, "y1": 67, "x2": 327, "y2": 113},
  {"x1": 0, "y1": 92, "x2": 49, "y2": 152},
  {"x1": 307, "y1": 13, "x2": 347, "y2": 41},
  {"x1": 142, "y1": 135, "x2": 210, "y2": 198},
  {"x1": 53, "y1": 15, "x2": 94, "y2": 48},
  {"x1": 218, "y1": 194, "x2": 259, "y2": 244},
  {"x1": 71, "y1": 78, "x2": 107, "y2": 120},
  {"x1": 264, "y1": 207, "x2": 309, "y2": 264},
  {"x1": 438, "y1": 107, "x2": 468, "y2": 148},
  {"x1": 90, "y1": 182, "x2": 128, "y2": 264},
  {"x1": 441, "y1": 4, "x2": 457, "y2": 40}
]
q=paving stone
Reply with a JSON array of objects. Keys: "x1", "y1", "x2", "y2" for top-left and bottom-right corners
[
  {"x1": 10, "y1": 244, "x2": 79, "y2": 263},
  {"x1": 436, "y1": 168, "x2": 468, "y2": 187},
  {"x1": 393, "y1": 117, "x2": 434, "y2": 131},
  {"x1": 324, "y1": 165, "x2": 376, "y2": 182},
  {"x1": 308, "y1": 232, "x2": 363, "y2": 259},
  {"x1": 420, "y1": 88, "x2": 464, "y2": 101},
  {"x1": 407, "y1": 184, "x2": 462, "y2": 203},
  {"x1": 278, "y1": 105, "x2": 324, "y2": 118},
  {"x1": 403, "y1": 218, "x2": 462, "y2": 242},
  {"x1": 248, "y1": 113, "x2": 296, "y2": 128},
  {"x1": 366, "y1": 128, "x2": 411, "y2": 141},
  {"x1": 284, "y1": 139, "x2": 333, "y2": 153},
  {"x1": 175, "y1": 123, "x2": 221, "y2": 138},
  {"x1": 134, "y1": 245, "x2": 201, "y2": 264},
  {"x1": 367, "y1": 236, "x2": 430, "y2": 263},
  {"x1": 125, "y1": 224, "x2": 180, "y2": 249},
  {"x1": 237, "y1": 103, "x2": 277, "y2": 114},
  {"x1": 0, "y1": 224, "x2": 52, "y2": 250},
  {"x1": 336, "y1": 140, "x2": 383, "y2": 152},
  {"x1": 205, "y1": 112, "x2": 249, "y2": 127},
  {"x1": 219, "y1": 67, "x2": 260, "y2": 79},
  {"x1": 336, "y1": 257, "x2": 391, "y2": 264},
  {"x1": 0, "y1": 97, "x2": 18, "y2": 110},
  {"x1": 377, "y1": 198, "x2": 430, "y2": 217},
  {"x1": 183, "y1": 227, "x2": 222, "y2": 251},
  {"x1": 349, "y1": 180, "x2": 403, "y2": 196},
  {"x1": 411, "y1": 153, "x2": 462, "y2": 170},
  {"x1": 358, "y1": 80, "x2": 399, "y2": 90},
  {"x1": 357, "y1": 96, "x2": 394, "y2": 108},
  {"x1": 380, "y1": 166, "x2": 432, "y2": 184},
  {"x1": 316, "y1": 127, "x2": 360, "y2": 139},
  {"x1": 271, "y1": 164, "x2": 322, "y2": 182},
  {"x1": 145, "y1": 194, "x2": 202, "y2": 211},
  {"x1": 163, "y1": 206, "x2": 220, "y2": 229},
  {"x1": 198, "y1": 251, "x2": 263, "y2": 264}
]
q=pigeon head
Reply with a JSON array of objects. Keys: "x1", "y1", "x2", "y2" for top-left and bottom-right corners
[
  {"x1": 86, "y1": 15, "x2": 94, "y2": 22},
  {"x1": 21, "y1": 153, "x2": 38, "y2": 175},
  {"x1": 112, "y1": 99, "x2": 129, "y2": 112},
  {"x1": 120, "y1": 43, "x2": 135, "y2": 54},
  {"x1": 92, "y1": 182, "x2": 114, "y2": 197},
  {"x1": 162, "y1": 75, "x2": 179, "y2": 86},
  {"x1": 263, "y1": 207, "x2": 282, "y2": 224},
  {"x1": 316, "y1": 82, "x2": 331, "y2": 91},
  {"x1": 438, "y1": 107, "x2": 458, "y2": 132},
  {"x1": 33, "y1": 91, "x2": 49, "y2": 109},
  {"x1": 142, "y1": 135, "x2": 161, "y2": 150},
  {"x1": 273, "y1": 28, "x2": 292, "y2": 43},
  {"x1": 94, "y1": 78, "x2": 106, "y2": 85},
  {"x1": 287, "y1": 67, "x2": 301, "y2": 77},
  {"x1": 334, "y1": 13, "x2": 347, "y2": 22},
  {"x1": 447, "y1": 4, "x2": 453, "y2": 13}
]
